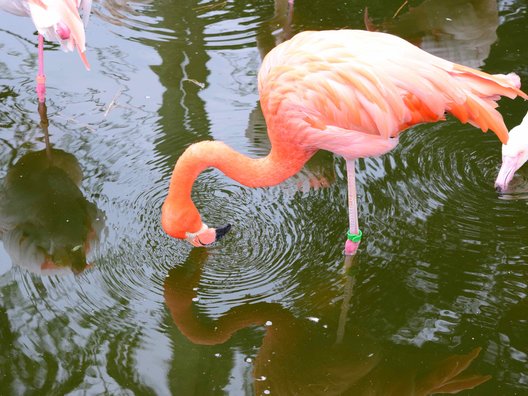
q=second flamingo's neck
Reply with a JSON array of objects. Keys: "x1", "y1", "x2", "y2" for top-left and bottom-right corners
[{"x1": 162, "y1": 140, "x2": 313, "y2": 238}]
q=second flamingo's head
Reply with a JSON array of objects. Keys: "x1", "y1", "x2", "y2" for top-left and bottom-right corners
[{"x1": 495, "y1": 112, "x2": 528, "y2": 192}]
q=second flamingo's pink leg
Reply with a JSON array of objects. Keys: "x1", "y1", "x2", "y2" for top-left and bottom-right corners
[
  {"x1": 344, "y1": 159, "x2": 362, "y2": 255},
  {"x1": 36, "y1": 34, "x2": 46, "y2": 103}
]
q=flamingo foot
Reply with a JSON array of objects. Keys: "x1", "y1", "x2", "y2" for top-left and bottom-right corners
[
  {"x1": 344, "y1": 239, "x2": 360, "y2": 255},
  {"x1": 344, "y1": 228, "x2": 362, "y2": 256}
]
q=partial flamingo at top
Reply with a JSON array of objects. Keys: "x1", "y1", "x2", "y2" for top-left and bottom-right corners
[
  {"x1": 0, "y1": 0, "x2": 92, "y2": 68},
  {"x1": 0, "y1": 0, "x2": 92, "y2": 102}
]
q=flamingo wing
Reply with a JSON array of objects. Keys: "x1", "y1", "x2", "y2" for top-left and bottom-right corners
[{"x1": 259, "y1": 30, "x2": 527, "y2": 148}]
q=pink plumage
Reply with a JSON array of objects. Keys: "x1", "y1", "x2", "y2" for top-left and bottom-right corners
[
  {"x1": 259, "y1": 30, "x2": 524, "y2": 150},
  {"x1": 0, "y1": 0, "x2": 91, "y2": 101}
]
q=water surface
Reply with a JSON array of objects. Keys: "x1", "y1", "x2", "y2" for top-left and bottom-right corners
[{"x1": 1, "y1": 0, "x2": 528, "y2": 394}]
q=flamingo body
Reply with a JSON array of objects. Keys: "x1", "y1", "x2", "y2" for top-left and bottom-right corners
[
  {"x1": 162, "y1": 29, "x2": 527, "y2": 250},
  {"x1": 258, "y1": 30, "x2": 522, "y2": 153},
  {"x1": 0, "y1": 149, "x2": 100, "y2": 275}
]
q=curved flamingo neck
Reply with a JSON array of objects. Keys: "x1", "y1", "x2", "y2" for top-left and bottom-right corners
[{"x1": 162, "y1": 140, "x2": 314, "y2": 238}]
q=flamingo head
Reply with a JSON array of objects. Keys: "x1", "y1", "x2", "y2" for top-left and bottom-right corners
[
  {"x1": 161, "y1": 202, "x2": 231, "y2": 247},
  {"x1": 183, "y1": 223, "x2": 232, "y2": 247},
  {"x1": 495, "y1": 112, "x2": 528, "y2": 193}
]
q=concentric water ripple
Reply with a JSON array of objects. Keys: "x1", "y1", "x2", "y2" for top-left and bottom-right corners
[
  {"x1": 158, "y1": 166, "x2": 342, "y2": 317},
  {"x1": 1, "y1": 1, "x2": 528, "y2": 394}
]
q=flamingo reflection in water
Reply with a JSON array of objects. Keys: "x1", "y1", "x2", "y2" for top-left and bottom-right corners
[
  {"x1": 164, "y1": 250, "x2": 491, "y2": 395},
  {"x1": 365, "y1": 0, "x2": 499, "y2": 69},
  {"x1": 0, "y1": 104, "x2": 103, "y2": 275}
]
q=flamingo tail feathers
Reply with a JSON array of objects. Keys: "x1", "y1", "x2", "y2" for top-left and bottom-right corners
[{"x1": 449, "y1": 65, "x2": 528, "y2": 144}]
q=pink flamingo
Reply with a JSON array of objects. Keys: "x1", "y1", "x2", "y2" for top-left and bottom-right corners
[
  {"x1": 495, "y1": 111, "x2": 528, "y2": 192},
  {"x1": 161, "y1": 29, "x2": 527, "y2": 255},
  {"x1": 0, "y1": 0, "x2": 91, "y2": 102}
]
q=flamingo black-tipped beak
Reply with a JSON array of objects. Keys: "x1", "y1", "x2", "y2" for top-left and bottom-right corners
[
  {"x1": 186, "y1": 224, "x2": 232, "y2": 247},
  {"x1": 215, "y1": 224, "x2": 232, "y2": 241}
]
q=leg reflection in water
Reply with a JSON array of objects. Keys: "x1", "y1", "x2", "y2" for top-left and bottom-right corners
[
  {"x1": 0, "y1": 103, "x2": 103, "y2": 276},
  {"x1": 164, "y1": 249, "x2": 491, "y2": 395}
]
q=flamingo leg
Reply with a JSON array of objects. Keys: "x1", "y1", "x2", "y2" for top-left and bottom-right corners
[
  {"x1": 344, "y1": 159, "x2": 361, "y2": 255},
  {"x1": 36, "y1": 34, "x2": 46, "y2": 103}
]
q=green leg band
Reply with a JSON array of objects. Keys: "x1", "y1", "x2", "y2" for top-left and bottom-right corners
[{"x1": 347, "y1": 229, "x2": 362, "y2": 243}]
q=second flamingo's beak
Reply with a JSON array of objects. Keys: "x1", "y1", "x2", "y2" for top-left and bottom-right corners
[{"x1": 186, "y1": 224, "x2": 232, "y2": 247}]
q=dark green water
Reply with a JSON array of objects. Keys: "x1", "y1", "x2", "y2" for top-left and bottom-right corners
[{"x1": 1, "y1": 0, "x2": 528, "y2": 394}]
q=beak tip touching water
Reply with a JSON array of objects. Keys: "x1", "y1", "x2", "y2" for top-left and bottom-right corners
[
  {"x1": 495, "y1": 160, "x2": 516, "y2": 194},
  {"x1": 495, "y1": 184, "x2": 505, "y2": 194},
  {"x1": 186, "y1": 224, "x2": 232, "y2": 247},
  {"x1": 494, "y1": 176, "x2": 506, "y2": 193},
  {"x1": 495, "y1": 176, "x2": 510, "y2": 194},
  {"x1": 215, "y1": 224, "x2": 232, "y2": 241}
]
